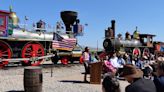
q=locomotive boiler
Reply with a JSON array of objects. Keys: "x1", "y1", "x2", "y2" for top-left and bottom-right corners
[
  {"x1": 11, "y1": 29, "x2": 54, "y2": 40},
  {"x1": 103, "y1": 39, "x2": 142, "y2": 52}
]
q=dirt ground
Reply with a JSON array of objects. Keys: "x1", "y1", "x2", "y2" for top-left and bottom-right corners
[{"x1": 50, "y1": 64, "x2": 129, "y2": 92}]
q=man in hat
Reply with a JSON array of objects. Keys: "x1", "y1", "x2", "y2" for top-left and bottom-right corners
[{"x1": 120, "y1": 64, "x2": 156, "y2": 92}]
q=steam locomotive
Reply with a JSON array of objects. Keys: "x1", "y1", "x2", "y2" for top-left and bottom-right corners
[
  {"x1": 103, "y1": 20, "x2": 164, "y2": 59},
  {"x1": 0, "y1": 9, "x2": 81, "y2": 67}
]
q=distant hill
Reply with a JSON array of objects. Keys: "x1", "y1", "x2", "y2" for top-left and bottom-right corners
[{"x1": 79, "y1": 45, "x2": 103, "y2": 52}]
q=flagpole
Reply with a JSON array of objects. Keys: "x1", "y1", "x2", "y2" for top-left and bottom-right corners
[
  {"x1": 24, "y1": 16, "x2": 27, "y2": 31},
  {"x1": 10, "y1": 0, "x2": 13, "y2": 11}
]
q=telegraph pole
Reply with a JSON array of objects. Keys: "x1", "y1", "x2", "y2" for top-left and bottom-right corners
[{"x1": 97, "y1": 40, "x2": 98, "y2": 52}]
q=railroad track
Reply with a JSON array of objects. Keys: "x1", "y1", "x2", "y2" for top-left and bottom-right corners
[{"x1": 1, "y1": 62, "x2": 82, "y2": 70}]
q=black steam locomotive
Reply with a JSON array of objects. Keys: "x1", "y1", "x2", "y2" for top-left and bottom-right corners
[{"x1": 103, "y1": 20, "x2": 163, "y2": 58}]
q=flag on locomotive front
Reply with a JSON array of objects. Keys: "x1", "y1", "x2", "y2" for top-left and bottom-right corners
[{"x1": 52, "y1": 33, "x2": 77, "y2": 51}]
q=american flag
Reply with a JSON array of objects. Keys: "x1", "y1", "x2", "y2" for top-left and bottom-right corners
[{"x1": 52, "y1": 33, "x2": 77, "y2": 51}]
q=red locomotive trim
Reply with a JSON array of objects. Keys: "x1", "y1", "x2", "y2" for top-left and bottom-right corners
[
  {"x1": 0, "y1": 40, "x2": 12, "y2": 68},
  {"x1": 21, "y1": 42, "x2": 45, "y2": 66},
  {"x1": 0, "y1": 10, "x2": 10, "y2": 14}
]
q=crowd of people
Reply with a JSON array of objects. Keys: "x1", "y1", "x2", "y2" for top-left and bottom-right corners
[
  {"x1": 102, "y1": 53, "x2": 164, "y2": 92},
  {"x1": 82, "y1": 46, "x2": 164, "y2": 92}
]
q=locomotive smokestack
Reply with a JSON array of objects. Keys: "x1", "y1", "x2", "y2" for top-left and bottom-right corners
[
  {"x1": 111, "y1": 20, "x2": 115, "y2": 38},
  {"x1": 60, "y1": 11, "x2": 77, "y2": 34}
]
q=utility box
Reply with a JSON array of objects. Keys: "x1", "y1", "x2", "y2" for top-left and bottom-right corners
[{"x1": 90, "y1": 61, "x2": 103, "y2": 84}]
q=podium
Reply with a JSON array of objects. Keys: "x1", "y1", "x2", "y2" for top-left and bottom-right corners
[{"x1": 90, "y1": 62, "x2": 103, "y2": 84}]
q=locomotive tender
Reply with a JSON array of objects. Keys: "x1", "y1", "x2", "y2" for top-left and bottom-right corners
[
  {"x1": 0, "y1": 9, "x2": 81, "y2": 67},
  {"x1": 103, "y1": 20, "x2": 163, "y2": 58}
]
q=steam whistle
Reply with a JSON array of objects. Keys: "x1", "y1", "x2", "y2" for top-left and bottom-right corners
[{"x1": 61, "y1": 11, "x2": 77, "y2": 34}]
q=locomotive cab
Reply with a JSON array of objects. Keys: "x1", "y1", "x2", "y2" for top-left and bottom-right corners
[
  {"x1": 139, "y1": 34, "x2": 155, "y2": 47},
  {"x1": 0, "y1": 10, "x2": 10, "y2": 36}
]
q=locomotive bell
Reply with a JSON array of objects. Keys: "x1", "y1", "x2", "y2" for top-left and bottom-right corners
[
  {"x1": 61, "y1": 11, "x2": 77, "y2": 34},
  {"x1": 9, "y1": 12, "x2": 19, "y2": 26}
]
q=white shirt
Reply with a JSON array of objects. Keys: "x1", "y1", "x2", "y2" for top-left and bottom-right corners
[
  {"x1": 83, "y1": 52, "x2": 90, "y2": 61},
  {"x1": 110, "y1": 57, "x2": 119, "y2": 68}
]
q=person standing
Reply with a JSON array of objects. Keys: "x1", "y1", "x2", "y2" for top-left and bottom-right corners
[
  {"x1": 120, "y1": 64, "x2": 156, "y2": 92},
  {"x1": 153, "y1": 61, "x2": 164, "y2": 92},
  {"x1": 83, "y1": 46, "x2": 91, "y2": 82},
  {"x1": 83, "y1": 47, "x2": 90, "y2": 62}
]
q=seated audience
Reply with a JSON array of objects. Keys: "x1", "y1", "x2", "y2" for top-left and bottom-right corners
[
  {"x1": 117, "y1": 54, "x2": 126, "y2": 68},
  {"x1": 110, "y1": 52, "x2": 119, "y2": 69},
  {"x1": 142, "y1": 66, "x2": 153, "y2": 79},
  {"x1": 103, "y1": 56, "x2": 117, "y2": 75},
  {"x1": 133, "y1": 57, "x2": 143, "y2": 69},
  {"x1": 124, "y1": 53, "x2": 132, "y2": 64}
]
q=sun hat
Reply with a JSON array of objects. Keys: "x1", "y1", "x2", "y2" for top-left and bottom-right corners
[{"x1": 120, "y1": 64, "x2": 143, "y2": 78}]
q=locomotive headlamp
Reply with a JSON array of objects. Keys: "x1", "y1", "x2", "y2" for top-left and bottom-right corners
[
  {"x1": 103, "y1": 39, "x2": 114, "y2": 52},
  {"x1": 103, "y1": 40, "x2": 109, "y2": 48}
]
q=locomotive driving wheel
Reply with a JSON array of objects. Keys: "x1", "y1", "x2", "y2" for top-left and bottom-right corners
[
  {"x1": 0, "y1": 41, "x2": 12, "y2": 68},
  {"x1": 21, "y1": 42, "x2": 45, "y2": 66}
]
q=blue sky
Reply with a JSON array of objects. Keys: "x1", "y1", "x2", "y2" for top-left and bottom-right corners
[{"x1": 1, "y1": 0, "x2": 164, "y2": 48}]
